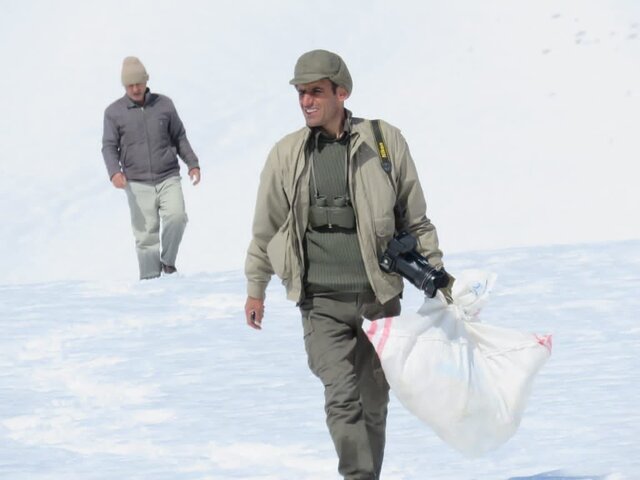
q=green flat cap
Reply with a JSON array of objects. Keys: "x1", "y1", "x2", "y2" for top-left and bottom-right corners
[{"x1": 289, "y1": 49, "x2": 353, "y2": 94}]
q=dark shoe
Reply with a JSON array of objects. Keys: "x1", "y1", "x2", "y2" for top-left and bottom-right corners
[{"x1": 162, "y1": 264, "x2": 177, "y2": 275}]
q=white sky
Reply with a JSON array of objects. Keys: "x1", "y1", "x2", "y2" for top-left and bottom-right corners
[{"x1": 1, "y1": 0, "x2": 639, "y2": 283}]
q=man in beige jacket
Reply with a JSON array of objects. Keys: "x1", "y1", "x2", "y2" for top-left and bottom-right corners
[{"x1": 244, "y1": 49, "x2": 449, "y2": 479}]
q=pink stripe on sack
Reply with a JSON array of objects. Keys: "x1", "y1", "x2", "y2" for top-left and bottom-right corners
[
  {"x1": 366, "y1": 319, "x2": 378, "y2": 341},
  {"x1": 376, "y1": 317, "x2": 393, "y2": 356},
  {"x1": 536, "y1": 334, "x2": 553, "y2": 353}
]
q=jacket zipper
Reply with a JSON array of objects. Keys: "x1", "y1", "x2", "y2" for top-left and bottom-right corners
[
  {"x1": 291, "y1": 137, "x2": 310, "y2": 302},
  {"x1": 348, "y1": 132, "x2": 379, "y2": 290},
  {"x1": 141, "y1": 106, "x2": 155, "y2": 183}
]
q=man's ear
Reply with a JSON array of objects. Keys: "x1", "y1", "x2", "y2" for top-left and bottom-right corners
[{"x1": 337, "y1": 86, "x2": 350, "y2": 102}]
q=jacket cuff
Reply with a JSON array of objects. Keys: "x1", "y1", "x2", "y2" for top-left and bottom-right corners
[
  {"x1": 247, "y1": 281, "x2": 268, "y2": 300},
  {"x1": 427, "y1": 254, "x2": 443, "y2": 270},
  {"x1": 185, "y1": 156, "x2": 200, "y2": 170}
]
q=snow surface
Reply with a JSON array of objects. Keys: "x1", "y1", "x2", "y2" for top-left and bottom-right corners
[
  {"x1": 1, "y1": 240, "x2": 638, "y2": 479},
  {"x1": 2, "y1": 1, "x2": 640, "y2": 284}
]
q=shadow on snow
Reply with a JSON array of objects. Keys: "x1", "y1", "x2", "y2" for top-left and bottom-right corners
[{"x1": 508, "y1": 471, "x2": 607, "y2": 480}]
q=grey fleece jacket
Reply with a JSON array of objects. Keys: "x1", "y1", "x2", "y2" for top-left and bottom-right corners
[{"x1": 102, "y1": 90, "x2": 199, "y2": 184}]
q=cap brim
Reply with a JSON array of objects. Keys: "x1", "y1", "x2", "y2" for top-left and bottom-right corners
[{"x1": 289, "y1": 73, "x2": 330, "y2": 86}]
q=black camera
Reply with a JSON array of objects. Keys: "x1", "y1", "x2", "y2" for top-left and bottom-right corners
[{"x1": 379, "y1": 231, "x2": 449, "y2": 298}]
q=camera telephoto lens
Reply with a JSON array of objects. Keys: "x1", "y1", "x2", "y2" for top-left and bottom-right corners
[{"x1": 379, "y1": 232, "x2": 449, "y2": 298}]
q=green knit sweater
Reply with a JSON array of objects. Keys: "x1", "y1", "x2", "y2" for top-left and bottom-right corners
[{"x1": 303, "y1": 132, "x2": 371, "y2": 295}]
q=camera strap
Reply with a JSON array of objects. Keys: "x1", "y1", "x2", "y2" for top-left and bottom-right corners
[
  {"x1": 371, "y1": 120, "x2": 405, "y2": 231},
  {"x1": 371, "y1": 119, "x2": 392, "y2": 177}
]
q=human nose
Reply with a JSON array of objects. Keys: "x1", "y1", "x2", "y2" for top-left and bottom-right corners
[{"x1": 300, "y1": 93, "x2": 313, "y2": 107}]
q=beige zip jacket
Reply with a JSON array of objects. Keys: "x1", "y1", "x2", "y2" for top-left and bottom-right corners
[{"x1": 245, "y1": 115, "x2": 443, "y2": 305}]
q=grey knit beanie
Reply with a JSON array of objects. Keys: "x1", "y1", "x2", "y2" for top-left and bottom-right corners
[
  {"x1": 121, "y1": 56, "x2": 149, "y2": 86},
  {"x1": 289, "y1": 49, "x2": 352, "y2": 94}
]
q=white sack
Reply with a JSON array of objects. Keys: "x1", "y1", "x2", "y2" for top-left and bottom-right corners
[{"x1": 364, "y1": 270, "x2": 552, "y2": 456}]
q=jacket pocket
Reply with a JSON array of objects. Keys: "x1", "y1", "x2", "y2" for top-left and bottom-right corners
[
  {"x1": 150, "y1": 116, "x2": 171, "y2": 147},
  {"x1": 120, "y1": 144, "x2": 129, "y2": 167},
  {"x1": 157, "y1": 148, "x2": 178, "y2": 175},
  {"x1": 373, "y1": 215, "x2": 395, "y2": 253},
  {"x1": 266, "y1": 221, "x2": 291, "y2": 282}
]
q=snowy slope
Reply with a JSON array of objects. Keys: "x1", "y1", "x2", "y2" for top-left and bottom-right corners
[
  {"x1": 2, "y1": 1, "x2": 640, "y2": 284},
  {"x1": 1, "y1": 240, "x2": 638, "y2": 479}
]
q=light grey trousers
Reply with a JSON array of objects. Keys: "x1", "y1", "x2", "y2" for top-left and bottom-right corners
[
  {"x1": 300, "y1": 292, "x2": 390, "y2": 480},
  {"x1": 125, "y1": 176, "x2": 188, "y2": 279}
]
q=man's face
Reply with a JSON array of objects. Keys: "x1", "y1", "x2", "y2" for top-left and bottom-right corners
[
  {"x1": 125, "y1": 82, "x2": 147, "y2": 104},
  {"x1": 295, "y1": 79, "x2": 349, "y2": 136}
]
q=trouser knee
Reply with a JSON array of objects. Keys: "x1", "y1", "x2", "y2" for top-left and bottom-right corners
[
  {"x1": 163, "y1": 211, "x2": 188, "y2": 228},
  {"x1": 324, "y1": 383, "x2": 361, "y2": 422}
]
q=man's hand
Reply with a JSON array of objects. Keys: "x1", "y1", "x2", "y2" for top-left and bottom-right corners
[
  {"x1": 440, "y1": 271, "x2": 455, "y2": 304},
  {"x1": 245, "y1": 296, "x2": 265, "y2": 330},
  {"x1": 189, "y1": 167, "x2": 201, "y2": 186},
  {"x1": 111, "y1": 172, "x2": 127, "y2": 189}
]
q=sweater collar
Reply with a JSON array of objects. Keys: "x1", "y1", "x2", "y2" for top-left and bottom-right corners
[{"x1": 309, "y1": 108, "x2": 354, "y2": 149}]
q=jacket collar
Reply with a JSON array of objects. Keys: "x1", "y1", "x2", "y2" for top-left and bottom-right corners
[{"x1": 124, "y1": 88, "x2": 158, "y2": 109}]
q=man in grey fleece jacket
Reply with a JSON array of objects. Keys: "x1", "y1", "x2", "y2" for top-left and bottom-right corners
[{"x1": 102, "y1": 56, "x2": 201, "y2": 279}]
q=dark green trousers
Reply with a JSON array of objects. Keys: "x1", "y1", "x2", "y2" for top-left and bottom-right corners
[{"x1": 300, "y1": 292, "x2": 390, "y2": 480}]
